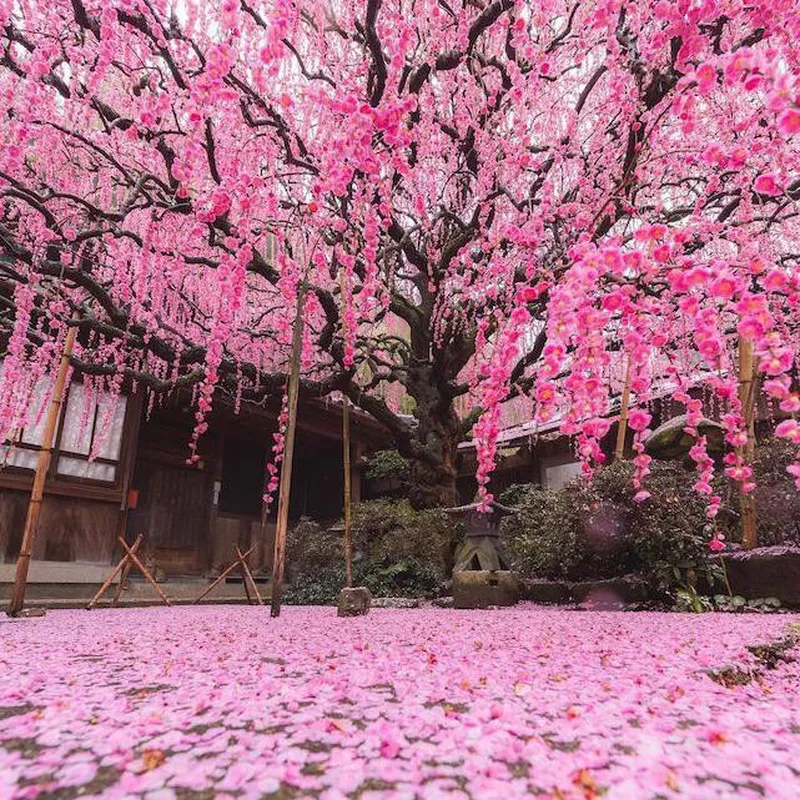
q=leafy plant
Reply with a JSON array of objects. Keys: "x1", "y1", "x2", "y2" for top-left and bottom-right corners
[
  {"x1": 284, "y1": 501, "x2": 458, "y2": 604},
  {"x1": 365, "y1": 449, "x2": 411, "y2": 482},
  {"x1": 502, "y1": 460, "x2": 732, "y2": 594},
  {"x1": 751, "y1": 437, "x2": 800, "y2": 545},
  {"x1": 676, "y1": 588, "x2": 714, "y2": 613}
]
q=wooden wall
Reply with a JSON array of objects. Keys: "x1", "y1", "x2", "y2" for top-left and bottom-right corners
[
  {"x1": 0, "y1": 488, "x2": 119, "y2": 564},
  {"x1": 211, "y1": 515, "x2": 275, "y2": 573}
]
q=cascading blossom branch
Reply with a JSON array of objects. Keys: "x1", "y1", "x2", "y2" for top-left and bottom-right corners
[{"x1": 0, "y1": 0, "x2": 798, "y2": 510}]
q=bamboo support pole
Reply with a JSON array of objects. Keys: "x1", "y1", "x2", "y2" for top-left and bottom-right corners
[
  {"x1": 87, "y1": 534, "x2": 143, "y2": 610},
  {"x1": 340, "y1": 268, "x2": 353, "y2": 588},
  {"x1": 270, "y1": 288, "x2": 305, "y2": 617},
  {"x1": 194, "y1": 543, "x2": 257, "y2": 603},
  {"x1": 614, "y1": 357, "x2": 633, "y2": 462},
  {"x1": 118, "y1": 538, "x2": 172, "y2": 605},
  {"x1": 738, "y1": 338, "x2": 758, "y2": 549},
  {"x1": 8, "y1": 325, "x2": 77, "y2": 616},
  {"x1": 237, "y1": 546, "x2": 264, "y2": 605},
  {"x1": 112, "y1": 558, "x2": 132, "y2": 606},
  {"x1": 342, "y1": 394, "x2": 353, "y2": 588}
]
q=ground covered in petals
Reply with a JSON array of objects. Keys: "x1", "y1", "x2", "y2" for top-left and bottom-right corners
[{"x1": 1, "y1": 606, "x2": 799, "y2": 800}]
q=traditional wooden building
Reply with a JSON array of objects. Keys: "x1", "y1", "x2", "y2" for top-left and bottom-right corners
[{"x1": 0, "y1": 381, "x2": 387, "y2": 591}]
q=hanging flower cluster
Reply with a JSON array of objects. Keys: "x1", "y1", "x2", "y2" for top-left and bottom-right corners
[{"x1": 0, "y1": 0, "x2": 797, "y2": 512}]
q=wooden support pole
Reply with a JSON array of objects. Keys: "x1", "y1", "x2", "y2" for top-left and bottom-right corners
[
  {"x1": 339, "y1": 267, "x2": 353, "y2": 588},
  {"x1": 118, "y1": 537, "x2": 172, "y2": 606},
  {"x1": 194, "y1": 543, "x2": 257, "y2": 604},
  {"x1": 614, "y1": 357, "x2": 633, "y2": 462},
  {"x1": 110, "y1": 508, "x2": 131, "y2": 606},
  {"x1": 87, "y1": 534, "x2": 143, "y2": 610},
  {"x1": 8, "y1": 325, "x2": 77, "y2": 616},
  {"x1": 237, "y1": 546, "x2": 264, "y2": 605},
  {"x1": 112, "y1": 558, "x2": 132, "y2": 607},
  {"x1": 738, "y1": 337, "x2": 758, "y2": 550},
  {"x1": 270, "y1": 288, "x2": 305, "y2": 617},
  {"x1": 342, "y1": 394, "x2": 353, "y2": 588}
]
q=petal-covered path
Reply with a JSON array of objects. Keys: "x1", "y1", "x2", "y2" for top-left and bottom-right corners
[{"x1": 1, "y1": 606, "x2": 799, "y2": 800}]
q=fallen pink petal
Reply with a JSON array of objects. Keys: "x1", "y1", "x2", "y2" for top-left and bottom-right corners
[{"x1": 2, "y1": 607, "x2": 799, "y2": 799}]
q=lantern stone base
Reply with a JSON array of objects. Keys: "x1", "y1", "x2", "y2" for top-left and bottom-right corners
[
  {"x1": 452, "y1": 570, "x2": 520, "y2": 609},
  {"x1": 337, "y1": 587, "x2": 372, "y2": 617}
]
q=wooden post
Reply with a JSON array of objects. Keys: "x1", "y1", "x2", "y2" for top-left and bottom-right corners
[
  {"x1": 614, "y1": 357, "x2": 633, "y2": 462},
  {"x1": 738, "y1": 337, "x2": 758, "y2": 549},
  {"x1": 8, "y1": 325, "x2": 77, "y2": 616},
  {"x1": 118, "y1": 537, "x2": 172, "y2": 606},
  {"x1": 87, "y1": 534, "x2": 143, "y2": 610},
  {"x1": 342, "y1": 394, "x2": 353, "y2": 588},
  {"x1": 339, "y1": 268, "x2": 353, "y2": 588},
  {"x1": 194, "y1": 543, "x2": 257, "y2": 604},
  {"x1": 237, "y1": 546, "x2": 264, "y2": 605},
  {"x1": 270, "y1": 287, "x2": 305, "y2": 617}
]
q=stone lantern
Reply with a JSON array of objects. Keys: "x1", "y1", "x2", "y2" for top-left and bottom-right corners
[{"x1": 445, "y1": 500, "x2": 520, "y2": 608}]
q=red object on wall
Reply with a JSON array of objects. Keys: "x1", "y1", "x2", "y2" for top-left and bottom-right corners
[{"x1": 127, "y1": 488, "x2": 139, "y2": 510}]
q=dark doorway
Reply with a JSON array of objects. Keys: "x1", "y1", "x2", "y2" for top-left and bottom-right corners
[{"x1": 218, "y1": 436, "x2": 266, "y2": 517}]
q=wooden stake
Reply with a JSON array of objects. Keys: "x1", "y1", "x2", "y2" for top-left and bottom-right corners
[
  {"x1": 87, "y1": 534, "x2": 143, "y2": 610},
  {"x1": 118, "y1": 537, "x2": 172, "y2": 606},
  {"x1": 193, "y1": 543, "x2": 257, "y2": 603},
  {"x1": 614, "y1": 357, "x2": 633, "y2": 462},
  {"x1": 342, "y1": 394, "x2": 353, "y2": 588},
  {"x1": 111, "y1": 557, "x2": 132, "y2": 606},
  {"x1": 8, "y1": 325, "x2": 77, "y2": 616},
  {"x1": 738, "y1": 337, "x2": 758, "y2": 550},
  {"x1": 270, "y1": 287, "x2": 305, "y2": 617},
  {"x1": 237, "y1": 546, "x2": 263, "y2": 605}
]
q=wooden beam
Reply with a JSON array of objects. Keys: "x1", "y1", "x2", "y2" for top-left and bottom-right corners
[
  {"x1": 340, "y1": 268, "x2": 353, "y2": 589},
  {"x1": 193, "y1": 543, "x2": 257, "y2": 603},
  {"x1": 8, "y1": 325, "x2": 77, "y2": 617},
  {"x1": 270, "y1": 288, "x2": 305, "y2": 617}
]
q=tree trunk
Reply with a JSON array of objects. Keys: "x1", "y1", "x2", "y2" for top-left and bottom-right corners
[
  {"x1": 406, "y1": 401, "x2": 461, "y2": 510},
  {"x1": 408, "y1": 457, "x2": 458, "y2": 509}
]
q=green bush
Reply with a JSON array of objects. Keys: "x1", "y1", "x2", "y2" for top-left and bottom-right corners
[
  {"x1": 502, "y1": 460, "x2": 729, "y2": 593},
  {"x1": 502, "y1": 485, "x2": 593, "y2": 580},
  {"x1": 284, "y1": 500, "x2": 458, "y2": 604},
  {"x1": 365, "y1": 449, "x2": 411, "y2": 481},
  {"x1": 752, "y1": 437, "x2": 800, "y2": 545}
]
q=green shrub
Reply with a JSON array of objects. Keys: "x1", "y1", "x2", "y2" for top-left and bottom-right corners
[
  {"x1": 501, "y1": 484, "x2": 601, "y2": 580},
  {"x1": 284, "y1": 501, "x2": 458, "y2": 604},
  {"x1": 502, "y1": 460, "x2": 730, "y2": 593},
  {"x1": 351, "y1": 499, "x2": 458, "y2": 573},
  {"x1": 497, "y1": 483, "x2": 537, "y2": 507},
  {"x1": 365, "y1": 449, "x2": 411, "y2": 481},
  {"x1": 752, "y1": 437, "x2": 800, "y2": 545}
]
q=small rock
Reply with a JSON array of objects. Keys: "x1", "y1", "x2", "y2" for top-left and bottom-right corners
[
  {"x1": 9, "y1": 607, "x2": 46, "y2": 618},
  {"x1": 432, "y1": 597, "x2": 454, "y2": 608},
  {"x1": 372, "y1": 597, "x2": 420, "y2": 609},
  {"x1": 337, "y1": 587, "x2": 372, "y2": 617}
]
